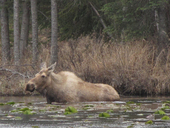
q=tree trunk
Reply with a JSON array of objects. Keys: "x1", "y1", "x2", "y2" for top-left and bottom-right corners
[
  {"x1": 14, "y1": 0, "x2": 20, "y2": 66},
  {"x1": 157, "y1": 3, "x2": 169, "y2": 50},
  {"x1": 89, "y1": 2, "x2": 114, "y2": 40},
  {"x1": 31, "y1": 0, "x2": 38, "y2": 65},
  {"x1": 20, "y1": 0, "x2": 29, "y2": 59},
  {"x1": 50, "y1": 0, "x2": 58, "y2": 64},
  {"x1": 154, "y1": 2, "x2": 169, "y2": 67},
  {"x1": 0, "y1": 0, "x2": 10, "y2": 64}
]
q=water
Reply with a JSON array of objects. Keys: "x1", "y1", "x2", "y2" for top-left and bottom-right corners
[{"x1": 0, "y1": 96, "x2": 170, "y2": 128}]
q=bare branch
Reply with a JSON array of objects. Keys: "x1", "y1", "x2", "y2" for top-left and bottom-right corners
[
  {"x1": 89, "y1": 2, "x2": 114, "y2": 40},
  {"x1": 0, "y1": 68, "x2": 31, "y2": 78}
]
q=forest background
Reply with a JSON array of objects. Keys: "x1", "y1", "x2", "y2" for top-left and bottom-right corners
[{"x1": 0, "y1": 0, "x2": 170, "y2": 97}]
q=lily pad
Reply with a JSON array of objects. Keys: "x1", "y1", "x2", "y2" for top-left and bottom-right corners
[
  {"x1": 163, "y1": 101, "x2": 170, "y2": 104},
  {"x1": 0, "y1": 103, "x2": 5, "y2": 106},
  {"x1": 6, "y1": 102, "x2": 15, "y2": 105},
  {"x1": 154, "y1": 110, "x2": 165, "y2": 115},
  {"x1": 106, "y1": 109, "x2": 114, "y2": 113},
  {"x1": 64, "y1": 106, "x2": 78, "y2": 115},
  {"x1": 23, "y1": 110, "x2": 35, "y2": 115},
  {"x1": 161, "y1": 116, "x2": 170, "y2": 120},
  {"x1": 145, "y1": 120, "x2": 153, "y2": 124},
  {"x1": 99, "y1": 112, "x2": 110, "y2": 118},
  {"x1": 126, "y1": 101, "x2": 135, "y2": 104},
  {"x1": 161, "y1": 106, "x2": 170, "y2": 110},
  {"x1": 84, "y1": 105, "x2": 94, "y2": 107},
  {"x1": 15, "y1": 116, "x2": 22, "y2": 120},
  {"x1": 32, "y1": 126, "x2": 40, "y2": 128},
  {"x1": 20, "y1": 107, "x2": 32, "y2": 112}
]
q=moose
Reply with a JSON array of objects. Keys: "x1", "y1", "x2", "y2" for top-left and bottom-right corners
[{"x1": 25, "y1": 63, "x2": 120, "y2": 104}]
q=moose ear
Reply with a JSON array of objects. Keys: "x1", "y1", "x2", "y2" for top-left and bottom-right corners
[
  {"x1": 40, "y1": 62, "x2": 47, "y2": 69},
  {"x1": 47, "y1": 62, "x2": 56, "y2": 72}
]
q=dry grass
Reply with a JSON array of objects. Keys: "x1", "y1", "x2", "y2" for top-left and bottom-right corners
[{"x1": 0, "y1": 35, "x2": 170, "y2": 96}]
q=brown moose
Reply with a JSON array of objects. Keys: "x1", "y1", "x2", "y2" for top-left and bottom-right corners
[{"x1": 25, "y1": 63, "x2": 120, "y2": 104}]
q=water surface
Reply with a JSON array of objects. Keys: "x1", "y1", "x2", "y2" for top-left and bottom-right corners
[{"x1": 0, "y1": 96, "x2": 170, "y2": 128}]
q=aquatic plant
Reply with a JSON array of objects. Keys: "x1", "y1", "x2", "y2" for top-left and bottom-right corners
[
  {"x1": 161, "y1": 106, "x2": 170, "y2": 110},
  {"x1": 163, "y1": 101, "x2": 170, "y2": 104},
  {"x1": 32, "y1": 126, "x2": 40, "y2": 128},
  {"x1": 11, "y1": 107, "x2": 35, "y2": 115},
  {"x1": 106, "y1": 109, "x2": 114, "y2": 113},
  {"x1": 145, "y1": 120, "x2": 153, "y2": 124},
  {"x1": 136, "y1": 103, "x2": 141, "y2": 106},
  {"x1": 15, "y1": 116, "x2": 22, "y2": 120},
  {"x1": 127, "y1": 124, "x2": 134, "y2": 128},
  {"x1": 84, "y1": 105, "x2": 94, "y2": 107},
  {"x1": 0, "y1": 103, "x2": 5, "y2": 106},
  {"x1": 126, "y1": 101, "x2": 135, "y2": 104},
  {"x1": 161, "y1": 116, "x2": 170, "y2": 120},
  {"x1": 154, "y1": 110, "x2": 165, "y2": 115},
  {"x1": 64, "y1": 106, "x2": 78, "y2": 115},
  {"x1": 99, "y1": 112, "x2": 110, "y2": 118},
  {"x1": 6, "y1": 102, "x2": 15, "y2": 105}
]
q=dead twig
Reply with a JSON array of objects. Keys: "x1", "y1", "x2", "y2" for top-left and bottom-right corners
[{"x1": 0, "y1": 68, "x2": 31, "y2": 78}]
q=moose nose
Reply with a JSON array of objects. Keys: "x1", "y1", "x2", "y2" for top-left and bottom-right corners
[{"x1": 25, "y1": 83, "x2": 35, "y2": 92}]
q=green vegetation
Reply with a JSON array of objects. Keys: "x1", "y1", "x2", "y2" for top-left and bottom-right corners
[
  {"x1": 145, "y1": 120, "x2": 153, "y2": 125},
  {"x1": 99, "y1": 112, "x2": 110, "y2": 118},
  {"x1": 126, "y1": 101, "x2": 135, "y2": 105},
  {"x1": 0, "y1": 103, "x2": 5, "y2": 106},
  {"x1": 161, "y1": 116, "x2": 170, "y2": 120},
  {"x1": 32, "y1": 126, "x2": 40, "y2": 128},
  {"x1": 6, "y1": 102, "x2": 15, "y2": 105},
  {"x1": 84, "y1": 105, "x2": 94, "y2": 107},
  {"x1": 106, "y1": 110, "x2": 114, "y2": 113},
  {"x1": 161, "y1": 106, "x2": 170, "y2": 110},
  {"x1": 64, "y1": 106, "x2": 78, "y2": 115},
  {"x1": 154, "y1": 110, "x2": 166, "y2": 115},
  {"x1": 127, "y1": 124, "x2": 134, "y2": 128},
  {"x1": 14, "y1": 116, "x2": 22, "y2": 120},
  {"x1": 11, "y1": 107, "x2": 35, "y2": 115}
]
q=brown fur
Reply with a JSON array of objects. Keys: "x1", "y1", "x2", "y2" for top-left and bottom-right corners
[{"x1": 25, "y1": 63, "x2": 120, "y2": 104}]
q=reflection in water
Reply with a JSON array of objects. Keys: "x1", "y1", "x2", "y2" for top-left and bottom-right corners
[{"x1": 0, "y1": 96, "x2": 169, "y2": 128}]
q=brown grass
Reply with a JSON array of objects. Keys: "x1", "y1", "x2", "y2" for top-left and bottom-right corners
[{"x1": 0, "y1": 35, "x2": 170, "y2": 96}]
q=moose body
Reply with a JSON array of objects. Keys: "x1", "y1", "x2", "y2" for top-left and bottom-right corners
[{"x1": 25, "y1": 63, "x2": 120, "y2": 104}]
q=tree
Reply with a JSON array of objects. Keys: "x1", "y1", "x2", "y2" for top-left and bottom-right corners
[
  {"x1": 50, "y1": 0, "x2": 58, "y2": 64},
  {"x1": 58, "y1": 0, "x2": 113, "y2": 40},
  {"x1": 31, "y1": 0, "x2": 38, "y2": 65},
  {"x1": 157, "y1": 1, "x2": 169, "y2": 49},
  {"x1": 13, "y1": 0, "x2": 20, "y2": 66},
  {"x1": 20, "y1": 0, "x2": 29, "y2": 59},
  {"x1": 0, "y1": 0, "x2": 10, "y2": 64}
]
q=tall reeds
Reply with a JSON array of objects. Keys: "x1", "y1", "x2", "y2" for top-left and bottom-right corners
[{"x1": 1, "y1": 36, "x2": 170, "y2": 96}]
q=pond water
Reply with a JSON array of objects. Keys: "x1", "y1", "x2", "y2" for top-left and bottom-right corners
[{"x1": 0, "y1": 96, "x2": 170, "y2": 128}]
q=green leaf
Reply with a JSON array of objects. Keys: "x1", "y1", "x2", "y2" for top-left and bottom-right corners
[
  {"x1": 154, "y1": 110, "x2": 166, "y2": 115},
  {"x1": 145, "y1": 120, "x2": 153, "y2": 124},
  {"x1": 106, "y1": 109, "x2": 114, "y2": 113},
  {"x1": 161, "y1": 116, "x2": 170, "y2": 120},
  {"x1": 99, "y1": 112, "x2": 110, "y2": 118},
  {"x1": 84, "y1": 105, "x2": 94, "y2": 107},
  {"x1": 20, "y1": 108, "x2": 32, "y2": 112},
  {"x1": 161, "y1": 106, "x2": 170, "y2": 110},
  {"x1": 23, "y1": 110, "x2": 35, "y2": 115},
  {"x1": 0, "y1": 103, "x2": 5, "y2": 106},
  {"x1": 6, "y1": 102, "x2": 15, "y2": 105},
  {"x1": 126, "y1": 101, "x2": 135, "y2": 104},
  {"x1": 15, "y1": 116, "x2": 22, "y2": 120},
  {"x1": 64, "y1": 106, "x2": 78, "y2": 115}
]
